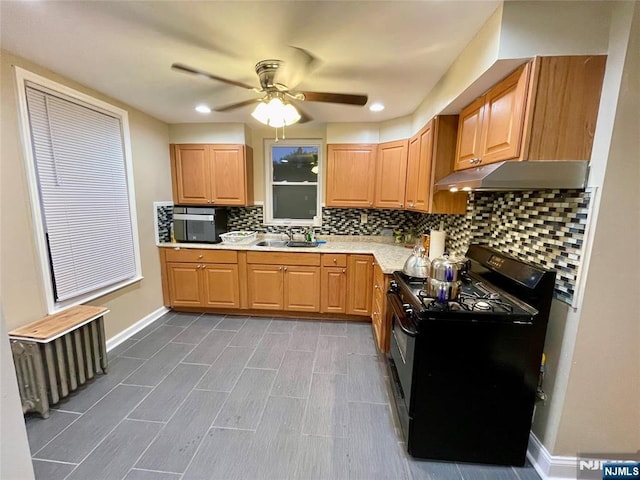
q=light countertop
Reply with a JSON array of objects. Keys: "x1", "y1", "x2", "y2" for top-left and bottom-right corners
[{"x1": 158, "y1": 236, "x2": 414, "y2": 274}]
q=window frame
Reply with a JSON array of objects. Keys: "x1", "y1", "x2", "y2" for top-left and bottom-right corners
[
  {"x1": 263, "y1": 138, "x2": 323, "y2": 227},
  {"x1": 14, "y1": 66, "x2": 142, "y2": 314}
]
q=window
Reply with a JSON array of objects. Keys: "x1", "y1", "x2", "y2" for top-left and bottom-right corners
[
  {"x1": 15, "y1": 67, "x2": 141, "y2": 313},
  {"x1": 264, "y1": 139, "x2": 322, "y2": 226}
]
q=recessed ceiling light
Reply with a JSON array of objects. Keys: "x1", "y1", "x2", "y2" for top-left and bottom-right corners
[
  {"x1": 195, "y1": 105, "x2": 211, "y2": 114},
  {"x1": 369, "y1": 102, "x2": 385, "y2": 112}
]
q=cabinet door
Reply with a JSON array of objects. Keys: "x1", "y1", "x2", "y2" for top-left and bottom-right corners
[
  {"x1": 209, "y1": 145, "x2": 248, "y2": 206},
  {"x1": 404, "y1": 134, "x2": 420, "y2": 209},
  {"x1": 455, "y1": 97, "x2": 485, "y2": 171},
  {"x1": 374, "y1": 140, "x2": 408, "y2": 209},
  {"x1": 413, "y1": 122, "x2": 434, "y2": 212},
  {"x1": 284, "y1": 266, "x2": 321, "y2": 312},
  {"x1": 171, "y1": 145, "x2": 210, "y2": 205},
  {"x1": 480, "y1": 63, "x2": 530, "y2": 165},
  {"x1": 321, "y1": 266, "x2": 347, "y2": 314},
  {"x1": 247, "y1": 264, "x2": 283, "y2": 310},
  {"x1": 166, "y1": 263, "x2": 203, "y2": 307},
  {"x1": 202, "y1": 264, "x2": 240, "y2": 308},
  {"x1": 346, "y1": 255, "x2": 373, "y2": 316},
  {"x1": 326, "y1": 144, "x2": 377, "y2": 208}
]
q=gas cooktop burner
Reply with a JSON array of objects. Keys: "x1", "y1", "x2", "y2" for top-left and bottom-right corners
[
  {"x1": 473, "y1": 301, "x2": 492, "y2": 311},
  {"x1": 394, "y1": 271, "x2": 531, "y2": 317}
]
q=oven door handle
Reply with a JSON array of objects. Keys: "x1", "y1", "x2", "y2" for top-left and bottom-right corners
[{"x1": 387, "y1": 293, "x2": 418, "y2": 337}]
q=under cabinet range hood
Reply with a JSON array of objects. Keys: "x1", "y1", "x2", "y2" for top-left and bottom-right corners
[{"x1": 435, "y1": 161, "x2": 589, "y2": 192}]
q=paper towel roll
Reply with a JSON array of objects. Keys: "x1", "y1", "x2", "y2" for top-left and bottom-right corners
[{"x1": 429, "y1": 230, "x2": 446, "y2": 260}]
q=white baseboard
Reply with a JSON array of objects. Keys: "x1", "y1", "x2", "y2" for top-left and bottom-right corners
[
  {"x1": 527, "y1": 432, "x2": 581, "y2": 480},
  {"x1": 106, "y1": 306, "x2": 169, "y2": 351}
]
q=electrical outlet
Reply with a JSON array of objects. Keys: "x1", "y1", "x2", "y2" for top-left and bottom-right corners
[{"x1": 360, "y1": 213, "x2": 368, "y2": 224}]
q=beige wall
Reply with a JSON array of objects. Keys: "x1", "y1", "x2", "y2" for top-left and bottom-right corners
[
  {"x1": 168, "y1": 122, "x2": 246, "y2": 144},
  {"x1": 0, "y1": 50, "x2": 171, "y2": 338},
  {"x1": 553, "y1": 2, "x2": 640, "y2": 455}
]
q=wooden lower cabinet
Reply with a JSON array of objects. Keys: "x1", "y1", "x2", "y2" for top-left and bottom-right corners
[
  {"x1": 166, "y1": 263, "x2": 203, "y2": 307},
  {"x1": 202, "y1": 264, "x2": 240, "y2": 308},
  {"x1": 247, "y1": 264, "x2": 284, "y2": 310},
  {"x1": 321, "y1": 266, "x2": 347, "y2": 314},
  {"x1": 371, "y1": 263, "x2": 392, "y2": 353},
  {"x1": 161, "y1": 248, "x2": 240, "y2": 308},
  {"x1": 347, "y1": 255, "x2": 374, "y2": 316},
  {"x1": 246, "y1": 257, "x2": 321, "y2": 312},
  {"x1": 284, "y1": 266, "x2": 321, "y2": 312}
]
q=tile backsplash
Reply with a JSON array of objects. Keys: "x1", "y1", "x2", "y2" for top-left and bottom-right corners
[{"x1": 157, "y1": 189, "x2": 590, "y2": 304}]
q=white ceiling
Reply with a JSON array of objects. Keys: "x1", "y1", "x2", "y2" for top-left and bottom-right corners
[{"x1": 0, "y1": 1, "x2": 499, "y2": 126}]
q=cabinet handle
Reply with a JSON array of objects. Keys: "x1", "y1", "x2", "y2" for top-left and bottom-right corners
[
  {"x1": 333, "y1": 258, "x2": 337, "y2": 264},
  {"x1": 279, "y1": 266, "x2": 283, "y2": 271},
  {"x1": 198, "y1": 254, "x2": 203, "y2": 259},
  {"x1": 283, "y1": 266, "x2": 288, "y2": 272},
  {"x1": 399, "y1": 203, "x2": 403, "y2": 208},
  {"x1": 375, "y1": 284, "x2": 379, "y2": 289},
  {"x1": 342, "y1": 268, "x2": 346, "y2": 274},
  {"x1": 470, "y1": 157, "x2": 483, "y2": 165}
]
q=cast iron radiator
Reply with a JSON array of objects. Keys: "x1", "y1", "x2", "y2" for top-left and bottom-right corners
[{"x1": 9, "y1": 306, "x2": 109, "y2": 418}]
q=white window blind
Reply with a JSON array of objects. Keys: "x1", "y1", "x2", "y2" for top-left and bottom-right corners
[{"x1": 25, "y1": 84, "x2": 138, "y2": 302}]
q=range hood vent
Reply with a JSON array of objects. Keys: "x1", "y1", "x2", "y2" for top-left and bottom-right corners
[{"x1": 435, "y1": 161, "x2": 589, "y2": 192}]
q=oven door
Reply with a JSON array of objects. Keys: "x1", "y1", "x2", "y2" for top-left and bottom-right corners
[{"x1": 387, "y1": 292, "x2": 418, "y2": 441}]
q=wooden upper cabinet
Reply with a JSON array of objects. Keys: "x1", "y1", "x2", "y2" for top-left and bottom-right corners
[
  {"x1": 405, "y1": 122, "x2": 434, "y2": 212},
  {"x1": 171, "y1": 145, "x2": 210, "y2": 205},
  {"x1": 374, "y1": 139, "x2": 409, "y2": 209},
  {"x1": 480, "y1": 63, "x2": 531, "y2": 165},
  {"x1": 209, "y1": 144, "x2": 253, "y2": 206},
  {"x1": 170, "y1": 143, "x2": 253, "y2": 206},
  {"x1": 326, "y1": 144, "x2": 377, "y2": 208},
  {"x1": 455, "y1": 55, "x2": 606, "y2": 171},
  {"x1": 455, "y1": 97, "x2": 486, "y2": 171}
]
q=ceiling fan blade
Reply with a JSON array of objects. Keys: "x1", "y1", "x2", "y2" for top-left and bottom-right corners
[
  {"x1": 282, "y1": 46, "x2": 322, "y2": 89},
  {"x1": 298, "y1": 91, "x2": 368, "y2": 106},
  {"x1": 294, "y1": 103, "x2": 313, "y2": 124},
  {"x1": 172, "y1": 63, "x2": 256, "y2": 90},
  {"x1": 214, "y1": 98, "x2": 261, "y2": 112}
]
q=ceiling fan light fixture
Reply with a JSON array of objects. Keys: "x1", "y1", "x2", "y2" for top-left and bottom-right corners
[{"x1": 251, "y1": 96, "x2": 300, "y2": 127}]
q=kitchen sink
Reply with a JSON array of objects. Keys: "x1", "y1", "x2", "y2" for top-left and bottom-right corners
[
  {"x1": 286, "y1": 241, "x2": 319, "y2": 248},
  {"x1": 255, "y1": 239, "x2": 289, "y2": 247},
  {"x1": 254, "y1": 239, "x2": 319, "y2": 248}
]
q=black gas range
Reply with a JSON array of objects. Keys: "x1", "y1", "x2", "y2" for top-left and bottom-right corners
[{"x1": 387, "y1": 244, "x2": 556, "y2": 466}]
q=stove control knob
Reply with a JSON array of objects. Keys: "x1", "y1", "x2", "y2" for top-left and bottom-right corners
[
  {"x1": 389, "y1": 281, "x2": 399, "y2": 293},
  {"x1": 403, "y1": 304, "x2": 414, "y2": 316}
]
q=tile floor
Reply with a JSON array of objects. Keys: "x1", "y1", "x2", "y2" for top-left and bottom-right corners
[{"x1": 25, "y1": 312, "x2": 542, "y2": 480}]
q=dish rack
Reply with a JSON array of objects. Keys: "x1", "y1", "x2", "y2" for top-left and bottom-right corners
[{"x1": 219, "y1": 231, "x2": 257, "y2": 244}]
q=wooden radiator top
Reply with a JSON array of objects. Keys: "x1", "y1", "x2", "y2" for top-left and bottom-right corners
[{"x1": 9, "y1": 305, "x2": 109, "y2": 342}]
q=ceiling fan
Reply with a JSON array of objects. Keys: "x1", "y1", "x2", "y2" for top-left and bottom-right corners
[{"x1": 171, "y1": 50, "x2": 368, "y2": 126}]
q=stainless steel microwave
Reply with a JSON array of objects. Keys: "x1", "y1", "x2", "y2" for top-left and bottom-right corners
[{"x1": 172, "y1": 207, "x2": 228, "y2": 243}]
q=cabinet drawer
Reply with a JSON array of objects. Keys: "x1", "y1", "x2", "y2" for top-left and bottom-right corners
[
  {"x1": 246, "y1": 251, "x2": 320, "y2": 266},
  {"x1": 164, "y1": 248, "x2": 238, "y2": 264},
  {"x1": 321, "y1": 254, "x2": 347, "y2": 267}
]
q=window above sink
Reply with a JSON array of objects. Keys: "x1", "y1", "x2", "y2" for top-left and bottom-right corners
[{"x1": 263, "y1": 139, "x2": 322, "y2": 227}]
